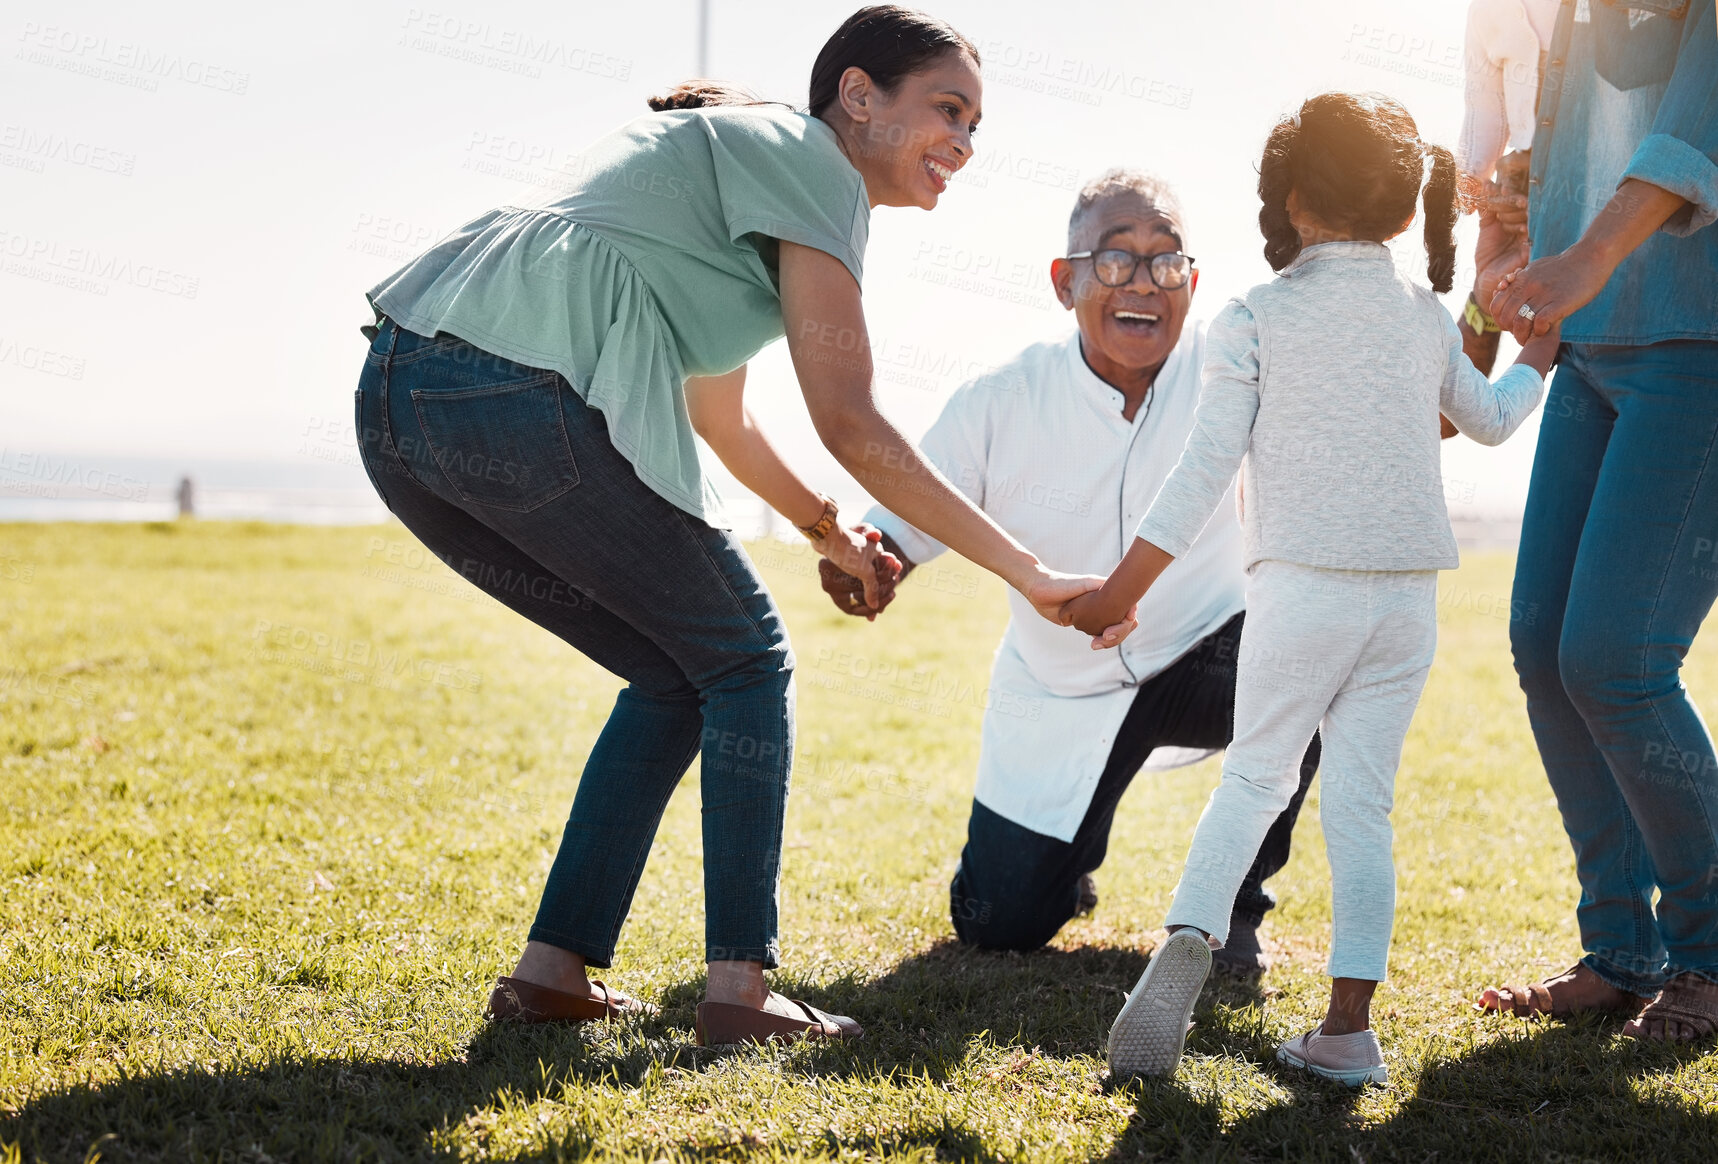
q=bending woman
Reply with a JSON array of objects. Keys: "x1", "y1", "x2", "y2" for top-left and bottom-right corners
[{"x1": 354, "y1": 5, "x2": 1132, "y2": 1045}]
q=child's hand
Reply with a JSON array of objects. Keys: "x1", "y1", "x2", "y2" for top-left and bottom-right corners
[
  {"x1": 1062, "y1": 590, "x2": 1138, "y2": 648},
  {"x1": 1519, "y1": 319, "x2": 1563, "y2": 378}
]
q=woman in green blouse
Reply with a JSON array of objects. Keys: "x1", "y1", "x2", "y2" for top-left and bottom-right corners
[{"x1": 355, "y1": 5, "x2": 1134, "y2": 1045}]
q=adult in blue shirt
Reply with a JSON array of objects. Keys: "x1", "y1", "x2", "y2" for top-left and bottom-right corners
[{"x1": 1476, "y1": 0, "x2": 1718, "y2": 1043}]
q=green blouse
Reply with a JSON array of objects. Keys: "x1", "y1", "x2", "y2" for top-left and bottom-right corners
[{"x1": 367, "y1": 106, "x2": 871, "y2": 525}]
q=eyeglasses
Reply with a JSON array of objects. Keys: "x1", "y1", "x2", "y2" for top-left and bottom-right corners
[{"x1": 1065, "y1": 249, "x2": 1196, "y2": 289}]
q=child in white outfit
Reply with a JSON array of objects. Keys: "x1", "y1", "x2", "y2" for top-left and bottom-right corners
[{"x1": 1064, "y1": 92, "x2": 1562, "y2": 1086}]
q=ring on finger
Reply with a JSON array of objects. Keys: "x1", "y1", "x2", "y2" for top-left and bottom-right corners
[{"x1": 1517, "y1": 303, "x2": 1537, "y2": 322}]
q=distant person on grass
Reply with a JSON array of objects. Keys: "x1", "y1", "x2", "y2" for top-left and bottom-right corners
[
  {"x1": 819, "y1": 169, "x2": 1320, "y2": 978},
  {"x1": 354, "y1": 6, "x2": 1134, "y2": 1047}
]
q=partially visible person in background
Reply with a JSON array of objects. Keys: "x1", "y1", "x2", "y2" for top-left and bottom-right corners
[{"x1": 1474, "y1": 0, "x2": 1718, "y2": 1044}]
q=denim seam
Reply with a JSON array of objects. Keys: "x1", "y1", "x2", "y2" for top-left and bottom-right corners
[
  {"x1": 600, "y1": 727, "x2": 703, "y2": 962},
  {"x1": 582, "y1": 709, "x2": 703, "y2": 965},
  {"x1": 670, "y1": 507, "x2": 778, "y2": 657},
  {"x1": 385, "y1": 333, "x2": 476, "y2": 367},
  {"x1": 1638, "y1": 396, "x2": 1718, "y2": 975}
]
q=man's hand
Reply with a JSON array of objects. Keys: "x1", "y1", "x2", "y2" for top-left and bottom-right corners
[
  {"x1": 1474, "y1": 187, "x2": 1530, "y2": 302},
  {"x1": 817, "y1": 524, "x2": 904, "y2": 622}
]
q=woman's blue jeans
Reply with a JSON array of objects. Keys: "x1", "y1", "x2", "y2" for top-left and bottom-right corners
[
  {"x1": 1511, "y1": 340, "x2": 1718, "y2": 995},
  {"x1": 355, "y1": 319, "x2": 793, "y2": 968}
]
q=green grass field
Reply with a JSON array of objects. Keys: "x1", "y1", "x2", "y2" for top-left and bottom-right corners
[{"x1": 2, "y1": 521, "x2": 1715, "y2": 1163}]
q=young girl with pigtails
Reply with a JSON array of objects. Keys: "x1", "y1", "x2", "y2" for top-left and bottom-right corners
[{"x1": 1064, "y1": 92, "x2": 1563, "y2": 1085}]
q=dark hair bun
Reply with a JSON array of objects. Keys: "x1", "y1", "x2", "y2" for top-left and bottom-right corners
[{"x1": 646, "y1": 80, "x2": 763, "y2": 111}]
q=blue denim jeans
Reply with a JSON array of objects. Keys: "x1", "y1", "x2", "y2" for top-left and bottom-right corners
[
  {"x1": 1511, "y1": 340, "x2": 1718, "y2": 995},
  {"x1": 356, "y1": 318, "x2": 793, "y2": 968}
]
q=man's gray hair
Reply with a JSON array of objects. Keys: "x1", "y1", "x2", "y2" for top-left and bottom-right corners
[{"x1": 1067, "y1": 168, "x2": 1186, "y2": 249}]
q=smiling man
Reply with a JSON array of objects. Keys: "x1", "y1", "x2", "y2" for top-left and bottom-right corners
[{"x1": 821, "y1": 170, "x2": 1320, "y2": 973}]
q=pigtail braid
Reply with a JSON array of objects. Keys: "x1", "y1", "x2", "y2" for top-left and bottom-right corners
[
  {"x1": 1257, "y1": 121, "x2": 1302, "y2": 272},
  {"x1": 1421, "y1": 143, "x2": 1459, "y2": 294}
]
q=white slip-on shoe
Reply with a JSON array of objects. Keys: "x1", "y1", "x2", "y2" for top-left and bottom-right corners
[
  {"x1": 1275, "y1": 1023, "x2": 1388, "y2": 1087},
  {"x1": 1107, "y1": 928, "x2": 1212, "y2": 1078}
]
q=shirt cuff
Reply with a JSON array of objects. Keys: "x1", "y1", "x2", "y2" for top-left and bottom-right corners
[
  {"x1": 863, "y1": 505, "x2": 946, "y2": 567},
  {"x1": 1620, "y1": 134, "x2": 1718, "y2": 237},
  {"x1": 1133, "y1": 511, "x2": 1196, "y2": 560}
]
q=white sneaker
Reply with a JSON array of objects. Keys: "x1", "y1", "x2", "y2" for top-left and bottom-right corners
[
  {"x1": 1275, "y1": 1023, "x2": 1388, "y2": 1087},
  {"x1": 1107, "y1": 929, "x2": 1212, "y2": 1078}
]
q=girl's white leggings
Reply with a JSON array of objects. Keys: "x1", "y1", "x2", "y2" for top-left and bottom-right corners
[{"x1": 1166, "y1": 560, "x2": 1438, "y2": 981}]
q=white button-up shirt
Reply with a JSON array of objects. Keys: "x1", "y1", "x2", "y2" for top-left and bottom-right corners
[{"x1": 867, "y1": 324, "x2": 1245, "y2": 842}]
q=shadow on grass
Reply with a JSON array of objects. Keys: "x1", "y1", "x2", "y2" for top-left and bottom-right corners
[
  {"x1": 16, "y1": 950, "x2": 1708, "y2": 1163},
  {"x1": 0, "y1": 939, "x2": 1170, "y2": 1161},
  {"x1": 1102, "y1": 1018, "x2": 1718, "y2": 1163}
]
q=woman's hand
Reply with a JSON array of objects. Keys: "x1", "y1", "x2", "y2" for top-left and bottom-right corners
[
  {"x1": 812, "y1": 523, "x2": 901, "y2": 618},
  {"x1": 1022, "y1": 568, "x2": 1138, "y2": 648},
  {"x1": 1489, "y1": 178, "x2": 1688, "y2": 345},
  {"x1": 1488, "y1": 247, "x2": 1614, "y2": 345}
]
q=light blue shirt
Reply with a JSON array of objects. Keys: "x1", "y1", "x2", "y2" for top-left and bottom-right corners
[{"x1": 1529, "y1": 0, "x2": 1718, "y2": 343}]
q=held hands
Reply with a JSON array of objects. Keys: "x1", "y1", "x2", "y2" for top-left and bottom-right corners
[
  {"x1": 1060, "y1": 588, "x2": 1137, "y2": 649},
  {"x1": 815, "y1": 524, "x2": 901, "y2": 621},
  {"x1": 1489, "y1": 251, "x2": 1611, "y2": 346},
  {"x1": 1023, "y1": 569, "x2": 1137, "y2": 650}
]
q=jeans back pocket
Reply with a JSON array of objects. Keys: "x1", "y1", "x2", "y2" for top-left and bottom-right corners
[{"x1": 410, "y1": 372, "x2": 581, "y2": 512}]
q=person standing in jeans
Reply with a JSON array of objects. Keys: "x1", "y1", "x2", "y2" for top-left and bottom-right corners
[
  {"x1": 1476, "y1": 0, "x2": 1718, "y2": 1043},
  {"x1": 354, "y1": 6, "x2": 1133, "y2": 1046}
]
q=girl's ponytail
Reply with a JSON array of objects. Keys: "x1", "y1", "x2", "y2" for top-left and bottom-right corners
[
  {"x1": 1421, "y1": 143, "x2": 1459, "y2": 294},
  {"x1": 1258, "y1": 120, "x2": 1303, "y2": 272}
]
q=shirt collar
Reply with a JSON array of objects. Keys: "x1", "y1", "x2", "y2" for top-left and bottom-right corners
[
  {"x1": 1063, "y1": 330, "x2": 1188, "y2": 425},
  {"x1": 1281, "y1": 240, "x2": 1391, "y2": 275}
]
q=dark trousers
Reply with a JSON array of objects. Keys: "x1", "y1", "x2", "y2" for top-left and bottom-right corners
[{"x1": 949, "y1": 611, "x2": 1319, "y2": 951}]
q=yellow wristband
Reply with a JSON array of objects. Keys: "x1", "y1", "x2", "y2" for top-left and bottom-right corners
[{"x1": 1464, "y1": 293, "x2": 1501, "y2": 335}]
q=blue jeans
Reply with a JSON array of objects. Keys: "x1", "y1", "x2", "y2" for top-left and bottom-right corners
[
  {"x1": 356, "y1": 319, "x2": 793, "y2": 968},
  {"x1": 1511, "y1": 340, "x2": 1718, "y2": 995}
]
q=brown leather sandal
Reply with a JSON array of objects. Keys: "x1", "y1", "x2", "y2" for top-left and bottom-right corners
[
  {"x1": 1624, "y1": 973, "x2": 1718, "y2": 1044},
  {"x1": 485, "y1": 976, "x2": 657, "y2": 1023},
  {"x1": 1476, "y1": 963, "x2": 1647, "y2": 1018},
  {"x1": 694, "y1": 997, "x2": 863, "y2": 1046}
]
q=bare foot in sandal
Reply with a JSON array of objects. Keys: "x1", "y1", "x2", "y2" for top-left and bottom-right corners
[
  {"x1": 1476, "y1": 963, "x2": 1647, "y2": 1018},
  {"x1": 1623, "y1": 973, "x2": 1718, "y2": 1044}
]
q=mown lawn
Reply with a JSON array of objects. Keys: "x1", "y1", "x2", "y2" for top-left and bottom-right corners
[{"x1": 2, "y1": 521, "x2": 1715, "y2": 1163}]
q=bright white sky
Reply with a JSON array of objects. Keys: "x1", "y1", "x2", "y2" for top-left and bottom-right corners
[{"x1": 0, "y1": 0, "x2": 1535, "y2": 516}]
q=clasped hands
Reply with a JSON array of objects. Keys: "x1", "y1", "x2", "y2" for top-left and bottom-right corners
[{"x1": 818, "y1": 523, "x2": 1138, "y2": 648}]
